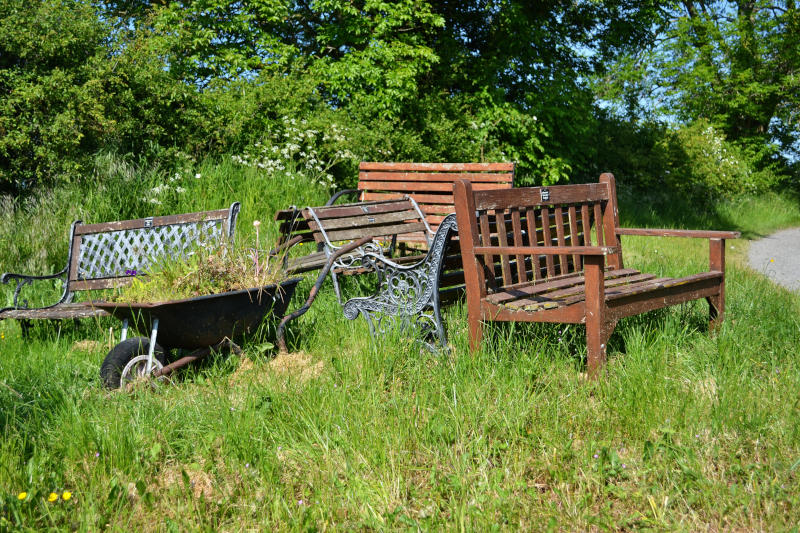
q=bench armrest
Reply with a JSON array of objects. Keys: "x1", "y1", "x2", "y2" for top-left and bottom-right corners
[
  {"x1": 325, "y1": 189, "x2": 359, "y2": 206},
  {"x1": 276, "y1": 236, "x2": 372, "y2": 352},
  {"x1": 1, "y1": 266, "x2": 71, "y2": 311},
  {"x1": 616, "y1": 228, "x2": 741, "y2": 239},
  {"x1": 473, "y1": 245, "x2": 621, "y2": 256}
]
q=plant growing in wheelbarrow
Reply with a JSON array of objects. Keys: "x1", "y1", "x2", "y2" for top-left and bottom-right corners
[{"x1": 92, "y1": 229, "x2": 301, "y2": 389}]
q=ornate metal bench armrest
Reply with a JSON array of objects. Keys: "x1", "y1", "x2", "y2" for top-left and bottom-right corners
[
  {"x1": 325, "y1": 189, "x2": 360, "y2": 206},
  {"x1": 1, "y1": 265, "x2": 71, "y2": 311},
  {"x1": 275, "y1": 236, "x2": 373, "y2": 352},
  {"x1": 340, "y1": 215, "x2": 458, "y2": 351}
]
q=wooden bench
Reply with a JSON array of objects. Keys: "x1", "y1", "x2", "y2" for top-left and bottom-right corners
[
  {"x1": 0, "y1": 203, "x2": 240, "y2": 330},
  {"x1": 331, "y1": 161, "x2": 515, "y2": 241},
  {"x1": 274, "y1": 198, "x2": 458, "y2": 352},
  {"x1": 453, "y1": 174, "x2": 740, "y2": 377},
  {"x1": 273, "y1": 161, "x2": 515, "y2": 294}
]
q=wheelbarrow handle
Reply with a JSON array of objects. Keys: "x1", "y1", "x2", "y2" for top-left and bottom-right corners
[{"x1": 276, "y1": 236, "x2": 373, "y2": 353}]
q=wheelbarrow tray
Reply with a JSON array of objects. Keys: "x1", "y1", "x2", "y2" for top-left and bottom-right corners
[{"x1": 87, "y1": 277, "x2": 302, "y2": 349}]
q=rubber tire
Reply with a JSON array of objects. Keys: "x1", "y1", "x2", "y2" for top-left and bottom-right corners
[{"x1": 100, "y1": 337, "x2": 168, "y2": 389}]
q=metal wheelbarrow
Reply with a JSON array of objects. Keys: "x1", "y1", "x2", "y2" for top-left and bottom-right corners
[{"x1": 88, "y1": 278, "x2": 302, "y2": 388}]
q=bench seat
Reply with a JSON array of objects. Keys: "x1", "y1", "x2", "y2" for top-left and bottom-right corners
[
  {"x1": 483, "y1": 268, "x2": 722, "y2": 314},
  {"x1": 0, "y1": 302, "x2": 110, "y2": 321}
]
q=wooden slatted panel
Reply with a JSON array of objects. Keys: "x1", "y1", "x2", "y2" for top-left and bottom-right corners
[
  {"x1": 510, "y1": 208, "x2": 527, "y2": 284},
  {"x1": 486, "y1": 269, "x2": 641, "y2": 305},
  {"x1": 358, "y1": 162, "x2": 515, "y2": 234},
  {"x1": 554, "y1": 206, "x2": 568, "y2": 275},
  {"x1": 541, "y1": 207, "x2": 556, "y2": 277},
  {"x1": 494, "y1": 210, "x2": 513, "y2": 286},
  {"x1": 478, "y1": 211, "x2": 496, "y2": 291},
  {"x1": 581, "y1": 205, "x2": 592, "y2": 246},
  {"x1": 568, "y1": 206, "x2": 581, "y2": 273},
  {"x1": 594, "y1": 203, "x2": 604, "y2": 246}
]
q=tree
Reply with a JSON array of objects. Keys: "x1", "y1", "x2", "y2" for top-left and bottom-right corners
[{"x1": 597, "y1": 1, "x2": 800, "y2": 169}]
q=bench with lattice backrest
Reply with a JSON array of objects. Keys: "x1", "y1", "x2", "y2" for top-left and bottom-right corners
[
  {"x1": 453, "y1": 174, "x2": 740, "y2": 377},
  {"x1": 1, "y1": 203, "x2": 240, "y2": 328}
]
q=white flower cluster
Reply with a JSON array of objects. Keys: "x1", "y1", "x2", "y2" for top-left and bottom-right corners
[
  {"x1": 698, "y1": 126, "x2": 755, "y2": 191},
  {"x1": 141, "y1": 171, "x2": 191, "y2": 205},
  {"x1": 232, "y1": 118, "x2": 357, "y2": 188}
]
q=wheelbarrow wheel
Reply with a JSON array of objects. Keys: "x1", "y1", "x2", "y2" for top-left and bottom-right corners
[{"x1": 100, "y1": 337, "x2": 168, "y2": 389}]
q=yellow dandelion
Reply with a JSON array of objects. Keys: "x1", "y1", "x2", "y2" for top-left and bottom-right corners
[
  {"x1": 62, "y1": 491, "x2": 72, "y2": 501},
  {"x1": 770, "y1": 258, "x2": 775, "y2": 263},
  {"x1": 48, "y1": 492, "x2": 58, "y2": 502},
  {"x1": 17, "y1": 492, "x2": 27, "y2": 500}
]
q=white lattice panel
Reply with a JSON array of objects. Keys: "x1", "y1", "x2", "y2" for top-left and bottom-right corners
[{"x1": 77, "y1": 220, "x2": 222, "y2": 279}]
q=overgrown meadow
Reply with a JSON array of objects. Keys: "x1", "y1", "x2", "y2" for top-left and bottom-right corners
[{"x1": 2, "y1": 155, "x2": 800, "y2": 530}]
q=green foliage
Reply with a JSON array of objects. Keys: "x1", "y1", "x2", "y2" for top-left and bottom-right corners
[
  {"x1": 0, "y1": 0, "x2": 207, "y2": 194},
  {"x1": 597, "y1": 1, "x2": 800, "y2": 174},
  {"x1": 656, "y1": 119, "x2": 781, "y2": 199}
]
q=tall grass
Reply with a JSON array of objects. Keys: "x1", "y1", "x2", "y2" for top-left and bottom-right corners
[{"x1": 1, "y1": 156, "x2": 800, "y2": 529}]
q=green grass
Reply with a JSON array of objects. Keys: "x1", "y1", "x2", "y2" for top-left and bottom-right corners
[{"x1": 2, "y1": 157, "x2": 800, "y2": 530}]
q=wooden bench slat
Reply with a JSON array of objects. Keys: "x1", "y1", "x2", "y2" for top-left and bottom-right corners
[
  {"x1": 74, "y1": 209, "x2": 231, "y2": 235},
  {"x1": 358, "y1": 172, "x2": 513, "y2": 183},
  {"x1": 581, "y1": 204, "x2": 592, "y2": 246},
  {"x1": 474, "y1": 183, "x2": 609, "y2": 211},
  {"x1": 322, "y1": 222, "x2": 429, "y2": 243},
  {"x1": 360, "y1": 192, "x2": 456, "y2": 205},
  {"x1": 357, "y1": 181, "x2": 509, "y2": 193},
  {"x1": 0, "y1": 303, "x2": 111, "y2": 320},
  {"x1": 309, "y1": 200, "x2": 414, "y2": 219},
  {"x1": 359, "y1": 162, "x2": 514, "y2": 172},
  {"x1": 306, "y1": 209, "x2": 423, "y2": 231}
]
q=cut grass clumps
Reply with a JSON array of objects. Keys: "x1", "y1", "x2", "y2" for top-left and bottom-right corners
[{"x1": 112, "y1": 238, "x2": 287, "y2": 304}]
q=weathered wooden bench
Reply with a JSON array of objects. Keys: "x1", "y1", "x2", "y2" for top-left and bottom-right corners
[
  {"x1": 0, "y1": 203, "x2": 240, "y2": 331},
  {"x1": 274, "y1": 198, "x2": 459, "y2": 351},
  {"x1": 274, "y1": 161, "x2": 515, "y2": 273},
  {"x1": 453, "y1": 174, "x2": 740, "y2": 377},
  {"x1": 330, "y1": 161, "x2": 515, "y2": 242}
]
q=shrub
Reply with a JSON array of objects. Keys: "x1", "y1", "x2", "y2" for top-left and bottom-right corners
[{"x1": 656, "y1": 119, "x2": 781, "y2": 199}]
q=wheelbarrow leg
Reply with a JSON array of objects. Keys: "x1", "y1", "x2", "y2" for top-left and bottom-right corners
[{"x1": 146, "y1": 318, "x2": 159, "y2": 373}]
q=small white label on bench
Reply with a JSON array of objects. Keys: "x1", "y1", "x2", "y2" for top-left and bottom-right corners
[{"x1": 540, "y1": 189, "x2": 550, "y2": 202}]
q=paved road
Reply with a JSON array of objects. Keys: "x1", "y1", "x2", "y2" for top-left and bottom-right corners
[{"x1": 748, "y1": 227, "x2": 800, "y2": 292}]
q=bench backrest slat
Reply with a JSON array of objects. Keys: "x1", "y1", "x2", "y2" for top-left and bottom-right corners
[
  {"x1": 306, "y1": 198, "x2": 432, "y2": 247},
  {"x1": 67, "y1": 203, "x2": 240, "y2": 291},
  {"x1": 358, "y1": 162, "x2": 515, "y2": 233},
  {"x1": 454, "y1": 176, "x2": 622, "y2": 298}
]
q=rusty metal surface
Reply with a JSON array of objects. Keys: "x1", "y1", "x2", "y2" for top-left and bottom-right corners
[{"x1": 89, "y1": 278, "x2": 301, "y2": 349}]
